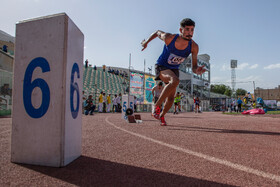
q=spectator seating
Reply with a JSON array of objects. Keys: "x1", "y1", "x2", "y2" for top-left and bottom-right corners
[{"x1": 83, "y1": 67, "x2": 128, "y2": 104}]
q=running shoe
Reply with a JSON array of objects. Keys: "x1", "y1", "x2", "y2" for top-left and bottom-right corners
[
  {"x1": 152, "y1": 105, "x2": 161, "y2": 120},
  {"x1": 160, "y1": 116, "x2": 167, "y2": 126}
]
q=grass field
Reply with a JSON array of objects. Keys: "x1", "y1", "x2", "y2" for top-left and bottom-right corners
[
  {"x1": 223, "y1": 110, "x2": 280, "y2": 115},
  {"x1": 267, "y1": 110, "x2": 280, "y2": 114}
]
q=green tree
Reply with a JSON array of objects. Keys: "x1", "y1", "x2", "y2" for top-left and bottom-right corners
[
  {"x1": 224, "y1": 89, "x2": 232, "y2": 97},
  {"x1": 210, "y1": 84, "x2": 232, "y2": 96},
  {"x1": 236, "y1": 88, "x2": 247, "y2": 96}
]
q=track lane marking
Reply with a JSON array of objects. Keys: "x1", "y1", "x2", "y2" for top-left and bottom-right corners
[{"x1": 105, "y1": 116, "x2": 280, "y2": 183}]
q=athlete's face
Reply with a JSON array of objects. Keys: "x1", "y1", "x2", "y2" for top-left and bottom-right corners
[{"x1": 180, "y1": 25, "x2": 194, "y2": 41}]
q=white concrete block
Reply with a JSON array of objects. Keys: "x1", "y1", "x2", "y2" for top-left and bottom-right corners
[
  {"x1": 11, "y1": 13, "x2": 84, "y2": 167},
  {"x1": 122, "y1": 95, "x2": 134, "y2": 120}
]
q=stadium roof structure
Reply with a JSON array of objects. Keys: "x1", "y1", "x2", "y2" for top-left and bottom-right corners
[{"x1": 0, "y1": 30, "x2": 15, "y2": 43}]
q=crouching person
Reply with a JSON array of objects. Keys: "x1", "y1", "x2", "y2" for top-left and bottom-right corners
[{"x1": 84, "y1": 95, "x2": 96, "y2": 115}]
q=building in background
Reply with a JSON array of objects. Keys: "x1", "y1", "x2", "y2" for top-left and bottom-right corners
[
  {"x1": 0, "y1": 30, "x2": 15, "y2": 116},
  {"x1": 179, "y1": 54, "x2": 210, "y2": 97},
  {"x1": 179, "y1": 54, "x2": 211, "y2": 111},
  {"x1": 254, "y1": 86, "x2": 280, "y2": 101},
  {"x1": 0, "y1": 30, "x2": 14, "y2": 72},
  {"x1": 0, "y1": 30, "x2": 15, "y2": 56},
  {"x1": 87, "y1": 54, "x2": 212, "y2": 112},
  {"x1": 1, "y1": 28, "x2": 214, "y2": 113}
]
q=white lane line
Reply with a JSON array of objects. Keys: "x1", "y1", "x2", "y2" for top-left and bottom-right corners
[{"x1": 105, "y1": 117, "x2": 280, "y2": 183}]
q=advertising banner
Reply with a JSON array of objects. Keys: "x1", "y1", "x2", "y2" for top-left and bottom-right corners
[
  {"x1": 130, "y1": 72, "x2": 144, "y2": 104},
  {"x1": 144, "y1": 75, "x2": 156, "y2": 104}
]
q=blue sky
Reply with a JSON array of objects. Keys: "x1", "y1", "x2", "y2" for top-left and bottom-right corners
[{"x1": 1, "y1": 0, "x2": 280, "y2": 93}]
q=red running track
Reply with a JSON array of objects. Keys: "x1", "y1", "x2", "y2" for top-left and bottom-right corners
[{"x1": 1, "y1": 112, "x2": 280, "y2": 186}]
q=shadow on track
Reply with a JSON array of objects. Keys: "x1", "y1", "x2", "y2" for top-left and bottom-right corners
[
  {"x1": 168, "y1": 125, "x2": 280, "y2": 136},
  {"x1": 20, "y1": 156, "x2": 236, "y2": 186},
  {"x1": 170, "y1": 116, "x2": 200, "y2": 119}
]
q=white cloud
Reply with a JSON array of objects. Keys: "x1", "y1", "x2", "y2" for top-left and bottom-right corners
[
  {"x1": 211, "y1": 76, "x2": 225, "y2": 82},
  {"x1": 220, "y1": 64, "x2": 230, "y2": 71},
  {"x1": 249, "y1": 64, "x2": 258, "y2": 69},
  {"x1": 210, "y1": 76, "x2": 231, "y2": 86},
  {"x1": 236, "y1": 75, "x2": 262, "y2": 82},
  {"x1": 264, "y1": 63, "x2": 280, "y2": 69},
  {"x1": 237, "y1": 63, "x2": 249, "y2": 70},
  {"x1": 219, "y1": 63, "x2": 258, "y2": 71},
  {"x1": 255, "y1": 82, "x2": 279, "y2": 89}
]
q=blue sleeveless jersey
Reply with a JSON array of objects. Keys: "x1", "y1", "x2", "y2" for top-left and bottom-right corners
[{"x1": 156, "y1": 34, "x2": 192, "y2": 69}]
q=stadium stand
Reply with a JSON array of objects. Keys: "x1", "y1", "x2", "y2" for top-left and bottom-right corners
[{"x1": 83, "y1": 67, "x2": 129, "y2": 105}]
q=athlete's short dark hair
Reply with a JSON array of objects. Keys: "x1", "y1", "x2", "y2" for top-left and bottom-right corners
[{"x1": 180, "y1": 18, "x2": 195, "y2": 27}]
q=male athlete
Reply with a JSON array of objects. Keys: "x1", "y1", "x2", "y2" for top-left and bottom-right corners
[{"x1": 141, "y1": 18, "x2": 206, "y2": 126}]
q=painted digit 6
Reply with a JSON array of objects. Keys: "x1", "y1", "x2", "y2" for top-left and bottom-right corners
[
  {"x1": 23, "y1": 57, "x2": 50, "y2": 118},
  {"x1": 70, "y1": 63, "x2": 80, "y2": 119}
]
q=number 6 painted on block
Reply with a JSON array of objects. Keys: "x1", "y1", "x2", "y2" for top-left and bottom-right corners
[
  {"x1": 70, "y1": 63, "x2": 80, "y2": 119},
  {"x1": 23, "y1": 57, "x2": 50, "y2": 118}
]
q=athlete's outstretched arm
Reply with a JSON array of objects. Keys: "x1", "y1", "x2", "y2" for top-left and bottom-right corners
[
  {"x1": 141, "y1": 30, "x2": 172, "y2": 51},
  {"x1": 191, "y1": 41, "x2": 206, "y2": 75}
]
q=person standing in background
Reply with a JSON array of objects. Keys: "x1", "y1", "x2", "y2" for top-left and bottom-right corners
[
  {"x1": 98, "y1": 91, "x2": 103, "y2": 113},
  {"x1": 107, "y1": 94, "x2": 112, "y2": 113},
  {"x1": 85, "y1": 59, "x2": 88, "y2": 68}
]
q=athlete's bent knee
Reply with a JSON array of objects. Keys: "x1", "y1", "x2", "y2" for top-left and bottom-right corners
[{"x1": 170, "y1": 77, "x2": 179, "y2": 87}]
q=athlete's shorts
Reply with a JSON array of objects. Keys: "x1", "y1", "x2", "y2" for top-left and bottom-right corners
[
  {"x1": 174, "y1": 102, "x2": 180, "y2": 106},
  {"x1": 155, "y1": 65, "x2": 179, "y2": 81}
]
